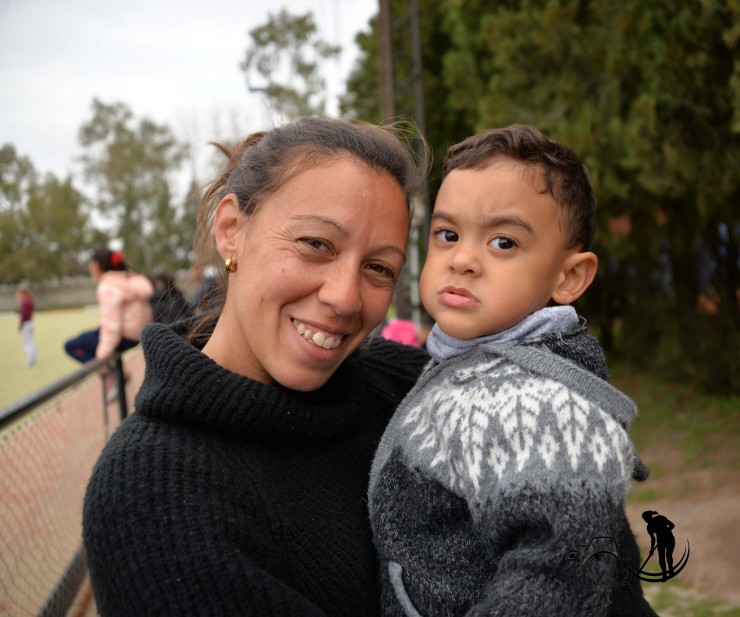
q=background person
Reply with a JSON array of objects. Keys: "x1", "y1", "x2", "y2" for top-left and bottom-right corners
[
  {"x1": 186, "y1": 264, "x2": 221, "y2": 316},
  {"x1": 64, "y1": 247, "x2": 153, "y2": 399},
  {"x1": 149, "y1": 270, "x2": 191, "y2": 324},
  {"x1": 369, "y1": 125, "x2": 657, "y2": 616},
  {"x1": 83, "y1": 117, "x2": 429, "y2": 616},
  {"x1": 16, "y1": 285, "x2": 36, "y2": 367}
]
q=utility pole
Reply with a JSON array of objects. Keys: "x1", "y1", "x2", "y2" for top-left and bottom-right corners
[
  {"x1": 408, "y1": 0, "x2": 426, "y2": 326},
  {"x1": 378, "y1": 0, "x2": 395, "y2": 121},
  {"x1": 378, "y1": 0, "x2": 412, "y2": 319},
  {"x1": 377, "y1": 0, "x2": 429, "y2": 324}
]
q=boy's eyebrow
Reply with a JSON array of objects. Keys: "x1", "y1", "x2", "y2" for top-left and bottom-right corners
[{"x1": 431, "y1": 210, "x2": 535, "y2": 234}]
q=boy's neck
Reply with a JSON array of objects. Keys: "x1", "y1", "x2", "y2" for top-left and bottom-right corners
[{"x1": 427, "y1": 305, "x2": 579, "y2": 361}]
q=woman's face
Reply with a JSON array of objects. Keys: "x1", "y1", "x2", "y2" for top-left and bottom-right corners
[
  {"x1": 88, "y1": 260, "x2": 103, "y2": 279},
  {"x1": 208, "y1": 158, "x2": 410, "y2": 391}
]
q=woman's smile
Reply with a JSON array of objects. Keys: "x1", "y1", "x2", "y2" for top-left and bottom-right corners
[{"x1": 291, "y1": 318, "x2": 344, "y2": 350}]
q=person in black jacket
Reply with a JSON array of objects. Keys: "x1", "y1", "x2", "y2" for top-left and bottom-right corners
[
  {"x1": 83, "y1": 117, "x2": 429, "y2": 617},
  {"x1": 149, "y1": 271, "x2": 191, "y2": 325}
]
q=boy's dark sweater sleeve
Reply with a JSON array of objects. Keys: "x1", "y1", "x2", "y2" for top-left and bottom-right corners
[{"x1": 465, "y1": 476, "x2": 628, "y2": 616}]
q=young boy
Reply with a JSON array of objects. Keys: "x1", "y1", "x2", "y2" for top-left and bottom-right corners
[{"x1": 369, "y1": 125, "x2": 657, "y2": 616}]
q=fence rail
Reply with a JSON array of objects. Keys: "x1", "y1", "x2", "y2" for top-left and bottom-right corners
[
  {"x1": 0, "y1": 355, "x2": 128, "y2": 432},
  {"x1": 0, "y1": 352, "x2": 142, "y2": 617}
]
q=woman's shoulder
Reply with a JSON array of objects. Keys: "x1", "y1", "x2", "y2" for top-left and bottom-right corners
[
  {"x1": 362, "y1": 336, "x2": 430, "y2": 373},
  {"x1": 354, "y1": 336, "x2": 430, "y2": 404}
]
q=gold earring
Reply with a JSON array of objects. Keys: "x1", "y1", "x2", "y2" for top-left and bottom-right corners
[{"x1": 225, "y1": 258, "x2": 237, "y2": 273}]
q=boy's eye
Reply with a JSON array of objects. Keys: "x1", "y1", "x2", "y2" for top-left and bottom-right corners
[
  {"x1": 489, "y1": 236, "x2": 516, "y2": 250},
  {"x1": 434, "y1": 228, "x2": 458, "y2": 243}
]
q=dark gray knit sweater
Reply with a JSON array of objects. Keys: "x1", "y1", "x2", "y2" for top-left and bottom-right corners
[
  {"x1": 83, "y1": 322, "x2": 429, "y2": 617},
  {"x1": 369, "y1": 328, "x2": 657, "y2": 617}
]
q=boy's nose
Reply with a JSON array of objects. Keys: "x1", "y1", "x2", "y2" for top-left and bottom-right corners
[{"x1": 448, "y1": 246, "x2": 480, "y2": 275}]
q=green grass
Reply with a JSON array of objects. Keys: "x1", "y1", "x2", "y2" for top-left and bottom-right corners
[
  {"x1": 0, "y1": 307, "x2": 100, "y2": 410},
  {"x1": 645, "y1": 581, "x2": 740, "y2": 617},
  {"x1": 610, "y1": 362, "x2": 740, "y2": 471}
]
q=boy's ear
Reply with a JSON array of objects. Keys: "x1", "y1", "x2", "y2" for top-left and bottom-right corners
[
  {"x1": 552, "y1": 251, "x2": 598, "y2": 305},
  {"x1": 212, "y1": 194, "x2": 243, "y2": 261}
]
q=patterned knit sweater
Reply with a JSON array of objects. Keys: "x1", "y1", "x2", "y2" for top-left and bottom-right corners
[
  {"x1": 83, "y1": 322, "x2": 429, "y2": 617},
  {"x1": 369, "y1": 328, "x2": 657, "y2": 617}
]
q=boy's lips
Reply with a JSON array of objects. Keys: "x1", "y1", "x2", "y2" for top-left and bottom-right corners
[{"x1": 438, "y1": 286, "x2": 479, "y2": 308}]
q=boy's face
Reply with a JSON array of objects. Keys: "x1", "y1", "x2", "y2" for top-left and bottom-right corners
[{"x1": 420, "y1": 160, "x2": 577, "y2": 340}]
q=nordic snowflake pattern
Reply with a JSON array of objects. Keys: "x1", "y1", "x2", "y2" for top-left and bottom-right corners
[{"x1": 400, "y1": 358, "x2": 633, "y2": 503}]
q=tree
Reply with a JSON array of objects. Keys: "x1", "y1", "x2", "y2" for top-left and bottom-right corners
[
  {"x1": 79, "y1": 99, "x2": 190, "y2": 273},
  {"x1": 240, "y1": 9, "x2": 341, "y2": 120},
  {"x1": 340, "y1": 0, "x2": 468, "y2": 192},
  {"x1": 343, "y1": 0, "x2": 739, "y2": 392},
  {"x1": 0, "y1": 144, "x2": 90, "y2": 284},
  {"x1": 442, "y1": 0, "x2": 739, "y2": 392}
]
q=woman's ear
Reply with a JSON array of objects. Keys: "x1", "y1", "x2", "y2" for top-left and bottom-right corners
[
  {"x1": 212, "y1": 194, "x2": 242, "y2": 261},
  {"x1": 552, "y1": 251, "x2": 598, "y2": 305}
]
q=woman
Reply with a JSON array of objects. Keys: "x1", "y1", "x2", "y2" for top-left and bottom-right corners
[
  {"x1": 64, "y1": 247, "x2": 153, "y2": 364},
  {"x1": 64, "y1": 247, "x2": 153, "y2": 400},
  {"x1": 83, "y1": 117, "x2": 430, "y2": 616}
]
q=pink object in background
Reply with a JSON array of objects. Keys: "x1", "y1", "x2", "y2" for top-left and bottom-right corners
[{"x1": 381, "y1": 318, "x2": 421, "y2": 347}]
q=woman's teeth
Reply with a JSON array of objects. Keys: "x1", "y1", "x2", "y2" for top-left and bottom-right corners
[{"x1": 292, "y1": 319, "x2": 342, "y2": 349}]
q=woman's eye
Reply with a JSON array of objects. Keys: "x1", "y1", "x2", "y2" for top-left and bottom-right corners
[
  {"x1": 367, "y1": 263, "x2": 395, "y2": 280},
  {"x1": 489, "y1": 236, "x2": 516, "y2": 250},
  {"x1": 301, "y1": 237, "x2": 330, "y2": 252},
  {"x1": 434, "y1": 228, "x2": 458, "y2": 243}
]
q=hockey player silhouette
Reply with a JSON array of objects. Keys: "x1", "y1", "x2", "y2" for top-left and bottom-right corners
[{"x1": 642, "y1": 510, "x2": 675, "y2": 582}]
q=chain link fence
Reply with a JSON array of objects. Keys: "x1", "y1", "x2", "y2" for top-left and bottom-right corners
[{"x1": 0, "y1": 351, "x2": 144, "y2": 616}]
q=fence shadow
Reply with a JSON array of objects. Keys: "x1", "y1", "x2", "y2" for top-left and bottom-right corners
[{"x1": 0, "y1": 349, "x2": 145, "y2": 616}]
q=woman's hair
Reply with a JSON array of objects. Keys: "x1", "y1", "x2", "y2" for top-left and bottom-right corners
[
  {"x1": 443, "y1": 124, "x2": 595, "y2": 251},
  {"x1": 90, "y1": 246, "x2": 128, "y2": 272},
  {"x1": 188, "y1": 117, "x2": 426, "y2": 345}
]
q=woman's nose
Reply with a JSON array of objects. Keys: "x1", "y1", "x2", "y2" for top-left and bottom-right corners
[{"x1": 317, "y1": 266, "x2": 363, "y2": 315}]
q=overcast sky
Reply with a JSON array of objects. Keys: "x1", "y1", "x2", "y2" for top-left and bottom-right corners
[{"x1": 0, "y1": 0, "x2": 377, "y2": 183}]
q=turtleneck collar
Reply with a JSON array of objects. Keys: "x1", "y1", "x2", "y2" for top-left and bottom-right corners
[
  {"x1": 426, "y1": 305, "x2": 579, "y2": 362},
  {"x1": 134, "y1": 322, "x2": 367, "y2": 442}
]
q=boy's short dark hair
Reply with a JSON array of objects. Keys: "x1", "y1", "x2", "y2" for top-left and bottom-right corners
[{"x1": 442, "y1": 125, "x2": 595, "y2": 250}]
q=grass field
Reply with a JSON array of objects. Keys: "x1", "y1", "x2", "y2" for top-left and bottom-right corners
[{"x1": 0, "y1": 307, "x2": 100, "y2": 410}]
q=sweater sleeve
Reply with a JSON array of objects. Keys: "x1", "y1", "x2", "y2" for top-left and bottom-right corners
[
  {"x1": 464, "y1": 476, "x2": 628, "y2": 617},
  {"x1": 83, "y1": 418, "x2": 329, "y2": 617},
  {"x1": 460, "y1": 376, "x2": 635, "y2": 617}
]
